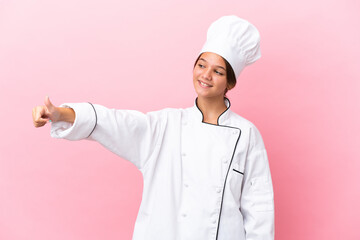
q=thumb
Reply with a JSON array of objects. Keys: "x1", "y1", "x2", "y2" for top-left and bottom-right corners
[{"x1": 44, "y1": 95, "x2": 56, "y2": 112}]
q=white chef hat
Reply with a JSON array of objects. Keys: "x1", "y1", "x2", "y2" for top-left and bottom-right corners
[{"x1": 199, "y1": 15, "x2": 261, "y2": 78}]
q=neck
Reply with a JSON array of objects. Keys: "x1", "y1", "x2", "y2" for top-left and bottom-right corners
[{"x1": 196, "y1": 96, "x2": 228, "y2": 124}]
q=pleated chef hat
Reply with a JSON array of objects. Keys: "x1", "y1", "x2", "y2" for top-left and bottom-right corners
[{"x1": 200, "y1": 15, "x2": 261, "y2": 78}]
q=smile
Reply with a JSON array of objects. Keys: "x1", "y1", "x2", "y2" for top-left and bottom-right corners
[{"x1": 198, "y1": 80, "x2": 212, "y2": 88}]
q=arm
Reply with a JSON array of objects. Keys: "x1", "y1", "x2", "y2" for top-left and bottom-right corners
[
  {"x1": 240, "y1": 125, "x2": 275, "y2": 240},
  {"x1": 57, "y1": 107, "x2": 75, "y2": 123},
  {"x1": 50, "y1": 102, "x2": 165, "y2": 171}
]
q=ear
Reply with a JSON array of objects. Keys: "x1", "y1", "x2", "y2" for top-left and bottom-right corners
[{"x1": 227, "y1": 82, "x2": 236, "y2": 91}]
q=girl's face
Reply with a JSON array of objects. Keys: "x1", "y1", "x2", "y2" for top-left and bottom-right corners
[{"x1": 193, "y1": 52, "x2": 228, "y2": 99}]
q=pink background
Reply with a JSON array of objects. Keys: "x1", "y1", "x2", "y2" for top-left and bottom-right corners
[{"x1": 1, "y1": 0, "x2": 360, "y2": 239}]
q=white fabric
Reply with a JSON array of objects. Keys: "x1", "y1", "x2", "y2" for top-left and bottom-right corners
[
  {"x1": 51, "y1": 98, "x2": 274, "y2": 240},
  {"x1": 200, "y1": 15, "x2": 261, "y2": 78}
]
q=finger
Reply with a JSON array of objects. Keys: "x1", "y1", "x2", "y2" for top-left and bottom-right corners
[
  {"x1": 33, "y1": 113, "x2": 48, "y2": 127},
  {"x1": 35, "y1": 106, "x2": 46, "y2": 121},
  {"x1": 32, "y1": 107, "x2": 37, "y2": 121},
  {"x1": 33, "y1": 104, "x2": 51, "y2": 127},
  {"x1": 33, "y1": 106, "x2": 49, "y2": 126},
  {"x1": 34, "y1": 120, "x2": 47, "y2": 128},
  {"x1": 44, "y1": 96, "x2": 56, "y2": 112}
]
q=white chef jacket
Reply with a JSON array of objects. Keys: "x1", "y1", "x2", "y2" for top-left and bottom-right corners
[{"x1": 50, "y1": 97, "x2": 274, "y2": 240}]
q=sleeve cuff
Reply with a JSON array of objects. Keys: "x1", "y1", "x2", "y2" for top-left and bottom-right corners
[{"x1": 50, "y1": 102, "x2": 97, "y2": 141}]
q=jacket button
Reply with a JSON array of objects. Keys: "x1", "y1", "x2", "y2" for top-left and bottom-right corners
[
  {"x1": 182, "y1": 213, "x2": 187, "y2": 217},
  {"x1": 184, "y1": 183, "x2": 189, "y2": 188},
  {"x1": 216, "y1": 188, "x2": 222, "y2": 193},
  {"x1": 212, "y1": 219, "x2": 217, "y2": 224},
  {"x1": 233, "y1": 130, "x2": 238, "y2": 135},
  {"x1": 182, "y1": 153, "x2": 186, "y2": 157}
]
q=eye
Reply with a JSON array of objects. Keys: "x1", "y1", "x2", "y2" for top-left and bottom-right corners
[
  {"x1": 198, "y1": 64, "x2": 205, "y2": 68},
  {"x1": 215, "y1": 70, "x2": 224, "y2": 76}
]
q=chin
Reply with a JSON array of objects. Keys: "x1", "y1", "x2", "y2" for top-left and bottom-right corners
[{"x1": 196, "y1": 92, "x2": 221, "y2": 99}]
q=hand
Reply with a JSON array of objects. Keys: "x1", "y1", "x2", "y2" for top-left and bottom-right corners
[{"x1": 32, "y1": 96, "x2": 61, "y2": 128}]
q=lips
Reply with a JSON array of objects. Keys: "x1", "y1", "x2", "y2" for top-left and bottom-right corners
[{"x1": 198, "y1": 80, "x2": 213, "y2": 88}]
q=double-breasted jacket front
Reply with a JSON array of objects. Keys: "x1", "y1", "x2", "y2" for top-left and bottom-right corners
[{"x1": 50, "y1": 97, "x2": 274, "y2": 240}]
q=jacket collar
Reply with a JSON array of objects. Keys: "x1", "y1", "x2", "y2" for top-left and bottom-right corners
[{"x1": 191, "y1": 97, "x2": 231, "y2": 126}]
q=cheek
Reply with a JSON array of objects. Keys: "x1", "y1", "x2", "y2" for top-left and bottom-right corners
[
  {"x1": 193, "y1": 70, "x2": 200, "y2": 82},
  {"x1": 217, "y1": 77, "x2": 228, "y2": 88},
  {"x1": 192, "y1": 72, "x2": 198, "y2": 86},
  {"x1": 193, "y1": 68, "x2": 200, "y2": 76}
]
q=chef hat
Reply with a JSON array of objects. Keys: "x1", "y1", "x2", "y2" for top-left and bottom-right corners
[{"x1": 200, "y1": 15, "x2": 261, "y2": 78}]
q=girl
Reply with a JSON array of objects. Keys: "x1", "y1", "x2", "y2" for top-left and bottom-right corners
[{"x1": 32, "y1": 15, "x2": 274, "y2": 240}]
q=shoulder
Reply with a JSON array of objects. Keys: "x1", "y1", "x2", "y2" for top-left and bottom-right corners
[
  {"x1": 228, "y1": 110, "x2": 257, "y2": 129},
  {"x1": 146, "y1": 107, "x2": 184, "y2": 122},
  {"x1": 147, "y1": 107, "x2": 182, "y2": 116},
  {"x1": 228, "y1": 110, "x2": 266, "y2": 150}
]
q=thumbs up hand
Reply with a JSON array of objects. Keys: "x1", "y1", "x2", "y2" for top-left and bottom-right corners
[{"x1": 32, "y1": 96, "x2": 61, "y2": 128}]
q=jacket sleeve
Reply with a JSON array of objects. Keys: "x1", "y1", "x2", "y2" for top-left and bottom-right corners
[
  {"x1": 240, "y1": 124, "x2": 275, "y2": 240},
  {"x1": 50, "y1": 102, "x2": 165, "y2": 171}
]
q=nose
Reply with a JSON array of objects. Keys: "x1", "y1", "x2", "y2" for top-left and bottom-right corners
[{"x1": 202, "y1": 68, "x2": 212, "y2": 80}]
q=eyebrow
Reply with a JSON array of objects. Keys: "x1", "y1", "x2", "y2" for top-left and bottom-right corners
[{"x1": 199, "y1": 58, "x2": 226, "y2": 71}]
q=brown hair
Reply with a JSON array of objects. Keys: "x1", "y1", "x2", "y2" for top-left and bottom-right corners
[{"x1": 193, "y1": 53, "x2": 236, "y2": 96}]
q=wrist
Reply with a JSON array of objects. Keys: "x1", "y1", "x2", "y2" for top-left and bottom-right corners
[{"x1": 57, "y1": 107, "x2": 75, "y2": 124}]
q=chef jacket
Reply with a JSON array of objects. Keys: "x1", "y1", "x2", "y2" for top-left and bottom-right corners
[{"x1": 50, "y1": 97, "x2": 274, "y2": 240}]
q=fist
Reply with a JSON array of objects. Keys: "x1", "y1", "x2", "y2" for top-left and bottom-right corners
[{"x1": 32, "y1": 96, "x2": 61, "y2": 128}]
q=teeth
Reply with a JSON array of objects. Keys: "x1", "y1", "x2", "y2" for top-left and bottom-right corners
[{"x1": 200, "y1": 81, "x2": 210, "y2": 87}]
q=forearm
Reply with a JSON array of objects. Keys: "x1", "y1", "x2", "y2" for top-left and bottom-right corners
[
  {"x1": 57, "y1": 107, "x2": 75, "y2": 123},
  {"x1": 50, "y1": 103, "x2": 96, "y2": 140}
]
